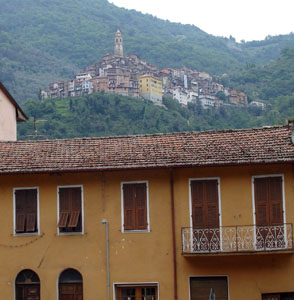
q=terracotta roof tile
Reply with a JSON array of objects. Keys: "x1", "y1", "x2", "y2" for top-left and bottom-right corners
[{"x1": 0, "y1": 126, "x2": 294, "y2": 174}]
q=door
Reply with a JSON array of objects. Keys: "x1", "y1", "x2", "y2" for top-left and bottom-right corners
[
  {"x1": 59, "y1": 283, "x2": 83, "y2": 300},
  {"x1": 191, "y1": 179, "x2": 220, "y2": 252},
  {"x1": 190, "y1": 277, "x2": 228, "y2": 300},
  {"x1": 254, "y1": 176, "x2": 284, "y2": 249}
]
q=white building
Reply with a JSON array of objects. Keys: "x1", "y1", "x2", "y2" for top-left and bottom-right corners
[
  {"x1": 199, "y1": 94, "x2": 223, "y2": 109},
  {"x1": 172, "y1": 88, "x2": 198, "y2": 106},
  {"x1": 0, "y1": 82, "x2": 27, "y2": 141}
]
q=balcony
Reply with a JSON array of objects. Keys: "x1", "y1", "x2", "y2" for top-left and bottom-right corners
[{"x1": 182, "y1": 224, "x2": 294, "y2": 255}]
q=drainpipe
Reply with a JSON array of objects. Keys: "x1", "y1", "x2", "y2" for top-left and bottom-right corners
[
  {"x1": 170, "y1": 169, "x2": 178, "y2": 300},
  {"x1": 102, "y1": 219, "x2": 110, "y2": 300}
]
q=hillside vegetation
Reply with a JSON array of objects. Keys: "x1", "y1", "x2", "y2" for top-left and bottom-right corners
[{"x1": 0, "y1": 0, "x2": 293, "y2": 103}]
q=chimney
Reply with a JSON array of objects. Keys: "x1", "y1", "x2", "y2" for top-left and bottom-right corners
[
  {"x1": 0, "y1": 82, "x2": 28, "y2": 141},
  {"x1": 286, "y1": 118, "x2": 294, "y2": 144}
]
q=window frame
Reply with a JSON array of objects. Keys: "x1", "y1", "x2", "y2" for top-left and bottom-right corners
[
  {"x1": 13, "y1": 187, "x2": 40, "y2": 236},
  {"x1": 57, "y1": 185, "x2": 84, "y2": 236},
  {"x1": 121, "y1": 181, "x2": 150, "y2": 233},
  {"x1": 113, "y1": 282, "x2": 159, "y2": 300}
]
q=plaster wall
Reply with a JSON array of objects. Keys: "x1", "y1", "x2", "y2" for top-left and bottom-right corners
[
  {"x1": 0, "y1": 88, "x2": 17, "y2": 141},
  {"x1": 0, "y1": 164, "x2": 293, "y2": 299}
]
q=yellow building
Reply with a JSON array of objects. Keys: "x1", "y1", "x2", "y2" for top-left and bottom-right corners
[
  {"x1": 139, "y1": 74, "x2": 163, "y2": 105},
  {"x1": 1, "y1": 125, "x2": 294, "y2": 300}
]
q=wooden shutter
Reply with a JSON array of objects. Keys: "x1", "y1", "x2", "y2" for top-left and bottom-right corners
[
  {"x1": 123, "y1": 184, "x2": 135, "y2": 230},
  {"x1": 191, "y1": 180, "x2": 219, "y2": 228},
  {"x1": 58, "y1": 187, "x2": 82, "y2": 230},
  {"x1": 190, "y1": 277, "x2": 228, "y2": 300},
  {"x1": 15, "y1": 190, "x2": 26, "y2": 232},
  {"x1": 269, "y1": 177, "x2": 283, "y2": 225},
  {"x1": 68, "y1": 188, "x2": 82, "y2": 227},
  {"x1": 254, "y1": 178, "x2": 269, "y2": 226},
  {"x1": 135, "y1": 183, "x2": 147, "y2": 230},
  {"x1": 15, "y1": 189, "x2": 37, "y2": 233},
  {"x1": 255, "y1": 177, "x2": 283, "y2": 226},
  {"x1": 191, "y1": 181, "x2": 204, "y2": 228},
  {"x1": 58, "y1": 188, "x2": 71, "y2": 228},
  {"x1": 25, "y1": 189, "x2": 37, "y2": 232},
  {"x1": 205, "y1": 180, "x2": 219, "y2": 228}
]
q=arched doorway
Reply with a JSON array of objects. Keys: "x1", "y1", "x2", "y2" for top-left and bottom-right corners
[
  {"x1": 15, "y1": 269, "x2": 40, "y2": 300},
  {"x1": 59, "y1": 268, "x2": 83, "y2": 300}
]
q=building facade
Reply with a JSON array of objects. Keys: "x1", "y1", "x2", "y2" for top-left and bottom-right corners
[
  {"x1": 0, "y1": 126, "x2": 294, "y2": 300},
  {"x1": 139, "y1": 74, "x2": 163, "y2": 105}
]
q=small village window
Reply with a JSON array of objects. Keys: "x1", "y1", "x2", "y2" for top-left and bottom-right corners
[
  {"x1": 14, "y1": 188, "x2": 38, "y2": 234},
  {"x1": 122, "y1": 182, "x2": 149, "y2": 231},
  {"x1": 58, "y1": 186, "x2": 83, "y2": 234},
  {"x1": 15, "y1": 269, "x2": 40, "y2": 300},
  {"x1": 115, "y1": 284, "x2": 157, "y2": 300}
]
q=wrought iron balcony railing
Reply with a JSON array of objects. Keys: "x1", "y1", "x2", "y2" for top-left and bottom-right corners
[{"x1": 182, "y1": 224, "x2": 293, "y2": 254}]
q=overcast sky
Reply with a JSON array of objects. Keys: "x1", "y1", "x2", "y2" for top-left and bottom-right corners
[{"x1": 110, "y1": 0, "x2": 294, "y2": 42}]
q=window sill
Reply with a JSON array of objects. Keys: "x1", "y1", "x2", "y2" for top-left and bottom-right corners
[
  {"x1": 122, "y1": 229, "x2": 150, "y2": 233},
  {"x1": 58, "y1": 231, "x2": 84, "y2": 236},
  {"x1": 14, "y1": 232, "x2": 40, "y2": 237}
]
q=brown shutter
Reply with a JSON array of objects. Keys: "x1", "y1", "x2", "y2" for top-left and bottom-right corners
[
  {"x1": 254, "y1": 178, "x2": 269, "y2": 226},
  {"x1": 135, "y1": 183, "x2": 147, "y2": 230},
  {"x1": 58, "y1": 212, "x2": 69, "y2": 228},
  {"x1": 15, "y1": 190, "x2": 26, "y2": 232},
  {"x1": 123, "y1": 184, "x2": 135, "y2": 230},
  {"x1": 26, "y1": 214, "x2": 36, "y2": 232},
  {"x1": 25, "y1": 189, "x2": 37, "y2": 232},
  {"x1": 268, "y1": 177, "x2": 283, "y2": 225},
  {"x1": 205, "y1": 180, "x2": 219, "y2": 228},
  {"x1": 58, "y1": 188, "x2": 70, "y2": 228},
  {"x1": 68, "y1": 188, "x2": 82, "y2": 228},
  {"x1": 191, "y1": 181, "x2": 204, "y2": 228},
  {"x1": 68, "y1": 211, "x2": 80, "y2": 227}
]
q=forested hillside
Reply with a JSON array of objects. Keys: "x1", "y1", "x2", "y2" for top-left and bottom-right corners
[
  {"x1": 0, "y1": 0, "x2": 293, "y2": 103},
  {"x1": 18, "y1": 92, "x2": 293, "y2": 140}
]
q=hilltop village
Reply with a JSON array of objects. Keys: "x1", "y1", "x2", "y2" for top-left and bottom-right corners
[{"x1": 42, "y1": 30, "x2": 257, "y2": 109}]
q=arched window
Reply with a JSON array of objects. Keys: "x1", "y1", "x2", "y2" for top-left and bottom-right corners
[
  {"x1": 15, "y1": 269, "x2": 40, "y2": 300},
  {"x1": 59, "y1": 268, "x2": 83, "y2": 300}
]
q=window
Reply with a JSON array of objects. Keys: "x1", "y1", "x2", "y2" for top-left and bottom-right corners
[
  {"x1": 115, "y1": 284, "x2": 157, "y2": 300},
  {"x1": 121, "y1": 182, "x2": 149, "y2": 232},
  {"x1": 15, "y1": 269, "x2": 40, "y2": 300},
  {"x1": 14, "y1": 188, "x2": 39, "y2": 234},
  {"x1": 190, "y1": 179, "x2": 220, "y2": 252},
  {"x1": 253, "y1": 176, "x2": 284, "y2": 226},
  {"x1": 190, "y1": 276, "x2": 228, "y2": 300},
  {"x1": 58, "y1": 186, "x2": 83, "y2": 234},
  {"x1": 253, "y1": 175, "x2": 285, "y2": 250},
  {"x1": 262, "y1": 293, "x2": 294, "y2": 300},
  {"x1": 59, "y1": 268, "x2": 83, "y2": 300}
]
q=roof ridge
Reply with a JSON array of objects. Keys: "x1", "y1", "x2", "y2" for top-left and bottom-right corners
[{"x1": 9, "y1": 124, "x2": 287, "y2": 143}]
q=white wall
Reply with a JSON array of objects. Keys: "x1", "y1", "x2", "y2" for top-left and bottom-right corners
[{"x1": 0, "y1": 88, "x2": 17, "y2": 141}]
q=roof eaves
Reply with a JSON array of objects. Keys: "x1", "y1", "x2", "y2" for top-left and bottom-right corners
[{"x1": 0, "y1": 82, "x2": 28, "y2": 121}]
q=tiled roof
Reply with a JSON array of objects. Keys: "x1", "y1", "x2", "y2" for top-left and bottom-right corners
[{"x1": 0, "y1": 126, "x2": 293, "y2": 174}]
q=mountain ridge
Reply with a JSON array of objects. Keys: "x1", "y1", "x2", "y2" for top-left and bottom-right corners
[{"x1": 1, "y1": 0, "x2": 294, "y2": 103}]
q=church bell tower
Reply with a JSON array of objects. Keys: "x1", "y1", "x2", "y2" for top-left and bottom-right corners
[{"x1": 114, "y1": 29, "x2": 123, "y2": 56}]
